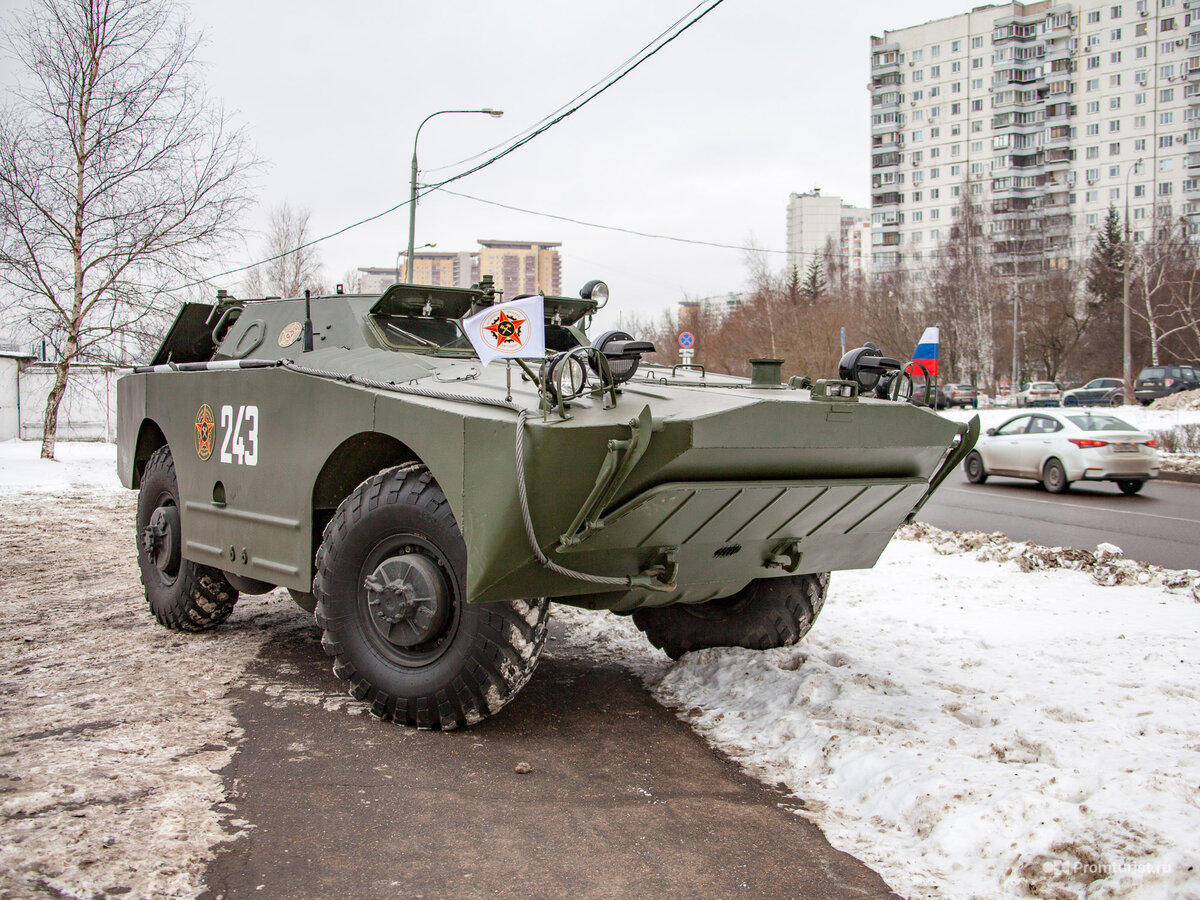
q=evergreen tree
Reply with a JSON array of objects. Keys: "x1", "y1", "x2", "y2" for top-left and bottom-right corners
[
  {"x1": 801, "y1": 258, "x2": 827, "y2": 300},
  {"x1": 1086, "y1": 205, "x2": 1126, "y2": 305}
]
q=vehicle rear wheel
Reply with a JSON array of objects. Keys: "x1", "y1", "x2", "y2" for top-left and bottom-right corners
[
  {"x1": 1042, "y1": 458, "x2": 1070, "y2": 494},
  {"x1": 964, "y1": 451, "x2": 988, "y2": 484},
  {"x1": 137, "y1": 446, "x2": 239, "y2": 631},
  {"x1": 1107, "y1": 393, "x2": 1123, "y2": 407},
  {"x1": 1063, "y1": 395, "x2": 1078, "y2": 407},
  {"x1": 631, "y1": 573, "x2": 828, "y2": 660},
  {"x1": 314, "y1": 464, "x2": 549, "y2": 729},
  {"x1": 1117, "y1": 479, "x2": 1145, "y2": 495}
]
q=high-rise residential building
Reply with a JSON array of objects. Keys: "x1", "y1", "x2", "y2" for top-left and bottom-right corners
[
  {"x1": 786, "y1": 191, "x2": 872, "y2": 281},
  {"x1": 869, "y1": 0, "x2": 1200, "y2": 277},
  {"x1": 476, "y1": 240, "x2": 562, "y2": 298},
  {"x1": 360, "y1": 251, "x2": 477, "y2": 293}
]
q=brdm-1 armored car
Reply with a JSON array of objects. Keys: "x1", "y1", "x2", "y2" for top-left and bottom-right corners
[{"x1": 118, "y1": 277, "x2": 976, "y2": 728}]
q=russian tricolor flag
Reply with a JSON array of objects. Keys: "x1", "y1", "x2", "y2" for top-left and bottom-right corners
[{"x1": 907, "y1": 326, "x2": 939, "y2": 379}]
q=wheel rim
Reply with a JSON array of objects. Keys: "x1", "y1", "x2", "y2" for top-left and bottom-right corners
[
  {"x1": 357, "y1": 535, "x2": 460, "y2": 666},
  {"x1": 140, "y1": 489, "x2": 181, "y2": 585},
  {"x1": 968, "y1": 457, "x2": 981, "y2": 479},
  {"x1": 1046, "y1": 464, "x2": 1064, "y2": 490}
]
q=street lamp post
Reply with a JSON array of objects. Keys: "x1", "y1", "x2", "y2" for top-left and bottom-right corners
[
  {"x1": 1122, "y1": 157, "x2": 1143, "y2": 404},
  {"x1": 406, "y1": 108, "x2": 503, "y2": 283}
]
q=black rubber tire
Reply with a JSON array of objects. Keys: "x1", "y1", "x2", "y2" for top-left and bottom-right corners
[
  {"x1": 314, "y1": 464, "x2": 549, "y2": 729},
  {"x1": 136, "y1": 446, "x2": 239, "y2": 631},
  {"x1": 1042, "y1": 458, "x2": 1070, "y2": 494},
  {"x1": 964, "y1": 451, "x2": 988, "y2": 484},
  {"x1": 1117, "y1": 479, "x2": 1145, "y2": 495},
  {"x1": 631, "y1": 573, "x2": 828, "y2": 660},
  {"x1": 1063, "y1": 396, "x2": 1078, "y2": 407}
]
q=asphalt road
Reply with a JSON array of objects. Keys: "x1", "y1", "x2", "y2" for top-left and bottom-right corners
[
  {"x1": 200, "y1": 614, "x2": 898, "y2": 900},
  {"x1": 917, "y1": 468, "x2": 1200, "y2": 570}
]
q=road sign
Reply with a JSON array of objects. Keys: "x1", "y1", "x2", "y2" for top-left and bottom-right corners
[
  {"x1": 680, "y1": 348, "x2": 695, "y2": 361},
  {"x1": 679, "y1": 332, "x2": 695, "y2": 348}
]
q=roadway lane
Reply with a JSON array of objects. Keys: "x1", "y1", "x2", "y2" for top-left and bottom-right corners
[{"x1": 917, "y1": 469, "x2": 1200, "y2": 570}]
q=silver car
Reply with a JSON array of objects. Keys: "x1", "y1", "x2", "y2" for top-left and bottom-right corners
[{"x1": 963, "y1": 410, "x2": 1159, "y2": 494}]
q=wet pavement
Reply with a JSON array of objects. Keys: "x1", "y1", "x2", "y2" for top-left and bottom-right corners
[{"x1": 201, "y1": 615, "x2": 897, "y2": 900}]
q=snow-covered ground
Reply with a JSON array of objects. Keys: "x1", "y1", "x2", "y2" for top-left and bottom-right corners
[{"x1": 3, "y1": 440, "x2": 1199, "y2": 899}]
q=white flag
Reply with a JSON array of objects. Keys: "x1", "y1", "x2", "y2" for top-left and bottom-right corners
[{"x1": 462, "y1": 295, "x2": 546, "y2": 366}]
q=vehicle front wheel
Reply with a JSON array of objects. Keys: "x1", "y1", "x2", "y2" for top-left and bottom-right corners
[
  {"x1": 964, "y1": 451, "x2": 989, "y2": 484},
  {"x1": 136, "y1": 446, "x2": 239, "y2": 631},
  {"x1": 314, "y1": 464, "x2": 549, "y2": 729},
  {"x1": 1042, "y1": 458, "x2": 1070, "y2": 494},
  {"x1": 1117, "y1": 479, "x2": 1145, "y2": 495},
  {"x1": 631, "y1": 573, "x2": 828, "y2": 660}
]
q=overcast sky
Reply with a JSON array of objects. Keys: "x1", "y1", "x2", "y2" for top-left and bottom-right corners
[{"x1": 182, "y1": 0, "x2": 974, "y2": 319}]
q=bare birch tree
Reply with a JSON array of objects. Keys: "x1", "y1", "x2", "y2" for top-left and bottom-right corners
[
  {"x1": 241, "y1": 203, "x2": 326, "y2": 298},
  {"x1": 1132, "y1": 216, "x2": 1200, "y2": 365},
  {"x1": 0, "y1": 0, "x2": 255, "y2": 458}
]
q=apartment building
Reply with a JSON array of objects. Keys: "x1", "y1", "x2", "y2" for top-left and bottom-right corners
[
  {"x1": 785, "y1": 191, "x2": 872, "y2": 282},
  {"x1": 476, "y1": 240, "x2": 562, "y2": 298},
  {"x1": 869, "y1": 0, "x2": 1200, "y2": 276}
]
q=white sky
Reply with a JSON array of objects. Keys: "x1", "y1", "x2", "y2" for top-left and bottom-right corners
[{"x1": 188, "y1": 0, "x2": 976, "y2": 319}]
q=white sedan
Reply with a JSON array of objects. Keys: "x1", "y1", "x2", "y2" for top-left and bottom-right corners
[{"x1": 963, "y1": 410, "x2": 1160, "y2": 495}]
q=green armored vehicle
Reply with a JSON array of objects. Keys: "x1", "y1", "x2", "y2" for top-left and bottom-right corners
[{"x1": 117, "y1": 277, "x2": 976, "y2": 728}]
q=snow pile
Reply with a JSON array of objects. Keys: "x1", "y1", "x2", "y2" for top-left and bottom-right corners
[
  {"x1": 1150, "y1": 388, "x2": 1200, "y2": 412},
  {"x1": 558, "y1": 537, "x2": 1200, "y2": 899},
  {"x1": 900, "y1": 522, "x2": 1200, "y2": 598}
]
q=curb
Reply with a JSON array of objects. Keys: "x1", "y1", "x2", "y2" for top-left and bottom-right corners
[{"x1": 1159, "y1": 470, "x2": 1200, "y2": 485}]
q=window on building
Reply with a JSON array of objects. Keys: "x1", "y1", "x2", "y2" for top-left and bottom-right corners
[
  {"x1": 1087, "y1": 78, "x2": 1100, "y2": 91},
  {"x1": 951, "y1": 123, "x2": 961, "y2": 135},
  {"x1": 930, "y1": 187, "x2": 940, "y2": 198},
  {"x1": 972, "y1": 119, "x2": 983, "y2": 131},
  {"x1": 1088, "y1": 55, "x2": 1101, "y2": 69},
  {"x1": 951, "y1": 102, "x2": 962, "y2": 114},
  {"x1": 1161, "y1": 64, "x2": 1176, "y2": 78},
  {"x1": 913, "y1": 129, "x2": 924, "y2": 141},
  {"x1": 1110, "y1": 120, "x2": 1121, "y2": 132},
  {"x1": 1134, "y1": 114, "x2": 1147, "y2": 127},
  {"x1": 1088, "y1": 9, "x2": 1101, "y2": 22},
  {"x1": 1161, "y1": 111, "x2": 1175, "y2": 124},
  {"x1": 1135, "y1": 138, "x2": 1147, "y2": 150},
  {"x1": 1086, "y1": 191, "x2": 1099, "y2": 202},
  {"x1": 1160, "y1": 158, "x2": 1175, "y2": 171},
  {"x1": 1161, "y1": 88, "x2": 1175, "y2": 102},
  {"x1": 912, "y1": 210, "x2": 923, "y2": 222},
  {"x1": 931, "y1": 44, "x2": 941, "y2": 57},
  {"x1": 952, "y1": 81, "x2": 962, "y2": 93},
  {"x1": 931, "y1": 65, "x2": 941, "y2": 77},
  {"x1": 951, "y1": 165, "x2": 962, "y2": 176},
  {"x1": 972, "y1": 78, "x2": 984, "y2": 90},
  {"x1": 930, "y1": 86, "x2": 940, "y2": 97},
  {"x1": 952, "y1": 61, "x2": 961, "y2": 73},
  {"x1": 972, "y1": 35, "x2": 983, "y2": 48},
  {"x1": 1134, "y1": 206, "x2": 1146, "y2": 218},
  {"x1": 1134, "y1": 183, "x2": 1146, "y2": 196},
  {"x1": 1110, "y1": 187, "x2": 1121, "y2": 199},
  {"x1": 1160, "y1": 41, "x2": 1176, "y2": 54},
  {"x1": 1087, "y1": 100, "x2": 1101, "y2": 113},
  {"x1": 931, "y1": 208, "x2": 941, "y2": 219},
  {"x1": 930, "y1": 127, "x2": 940, "y2": 138},
  {"x1": 1110, "y1": 166, "x2": 1121, "y2": 177},
  {"x1": 912, "y1": 190, "x2": 923, "y2": 201},
  {"x1": 971, "y1": 141, "x2": 983, "y2": 152},
  {"x1": 913, "y1": 109, "x2": 923, "y2": 121},
  {"x1": 1111, "y1": 28, "x2": 1122, "y2": 40},
  {"x1": 1087, "y1": 168, "x2": 1101, "y2": 181},
  {"x1": 1087, "y1": 145, "x2": 1100, "y2": 159},
  {"x1": 1110, "y1": 74, "x2": 1121, "y2": 87},
  {"x1": 912, "y1": 70, "x2": 924, "y2": 82},
  {"x1": 1159, "y1": 182, "x2": 1173, "y2": 195},
  {"x1": 1087, "y1": 123, "x2": 1101, "y2": 135},
  {"x1": 952, "y1": 39, "x2": 962, "y2": 52},
  {"x1": 930, "y1": 147, "x2": 940, "y2": 158},
  {"x1": 1110, "y1": 142, "x2": 1122, "y2": 155},
  {"x1": 951, "y1": 144, "x2": 961, "y2": 156},
  {"x1": 1086, "y1": 212, "x2": 1099, "y2": 225},
  {"x1": 1162, "y1": 0, "x2": 1174, "y2": 7},
  {"x1": 913, "y1": 49, "x2": 924, "y2": 61},
  {"x1": 1110, "y1": 96, "x2": 1121, "y2": 109},
  {"x1": 973, "y1": 57, "x2": 982, "y2": 69},
  {"x1": 1136, "y1": 42, "x2": 1147, "y2": 55},
  {"x1": 1161, "y1": 17, "x2": 1176, "y2": 30}
]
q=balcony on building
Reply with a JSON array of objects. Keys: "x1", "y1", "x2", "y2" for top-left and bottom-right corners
[
  {"x1": 871, "y1": 39, "x2": 900, "y2": 73},
  {"x1": 872, "y1": 131, "x2": 902, "y2": 150}
]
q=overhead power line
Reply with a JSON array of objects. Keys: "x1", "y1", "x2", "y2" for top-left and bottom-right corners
[{"x1": 169, "y1": 0, "x2": 729, "y2": 292}]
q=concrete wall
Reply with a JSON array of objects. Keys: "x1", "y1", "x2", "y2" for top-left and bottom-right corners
[
  {"x1": 2, "y1": 363, "x2": 122, "y2": 442},
  {"x1": 0, "y1": 358, "x2": 19, "y2": 441}
]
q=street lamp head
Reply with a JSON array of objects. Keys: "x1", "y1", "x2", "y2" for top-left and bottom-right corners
[{"x1": 482, "y1": 109, "x2": 504, "y2": 118}]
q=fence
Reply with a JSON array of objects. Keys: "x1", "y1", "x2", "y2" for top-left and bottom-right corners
[{"x1": 0, "y1": 360, "x2": 123, "y2": 442}]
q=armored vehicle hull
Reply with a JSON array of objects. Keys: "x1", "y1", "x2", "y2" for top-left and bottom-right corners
[{"x1": 118, "y1": 280, "x2": 975, "y2": 727}]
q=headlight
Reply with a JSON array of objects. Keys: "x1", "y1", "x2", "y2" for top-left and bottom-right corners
[{"x1": 580, "y1": 280, "x2": 609, "y2": 309}]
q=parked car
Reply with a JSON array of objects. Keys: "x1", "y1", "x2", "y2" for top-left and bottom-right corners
[
  {"x1": 1015, "y1": 381, "x2": 1062, "y2": 407},
  {"x1": 962, "y1": 410, "x2": 1159, "y2": 494},
  {"x1": 1134, "y1": 364, "x2": 1200, "y2": 405},
  {"x1": 1062, "y1": 377, "x2": 1124, "y2": 407},
  {"x1": 944, "y1": 383, "x2": 979, "y2": 408},
  {"x1": 912, "y1": 382, "x2": 949, "y2": 409}
]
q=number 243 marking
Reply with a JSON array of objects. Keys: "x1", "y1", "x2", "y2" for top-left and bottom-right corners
[{"x1": 219, "y1": 405, "x2": 258, "y2": 466}]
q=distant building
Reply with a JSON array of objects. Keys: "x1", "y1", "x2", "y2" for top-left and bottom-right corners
[
  {"x1": 869, "y1": 0, "x2": 1200, "y2": 276},
  {"x1": 476, "y1": 240, "x2": 561, "y2": 298},
  {"x1": 360, "y1": 241, "x2": 562, "y2": 297},
  {"x1": 785, "y1": 191, "x2": 871, "y2": 283}
]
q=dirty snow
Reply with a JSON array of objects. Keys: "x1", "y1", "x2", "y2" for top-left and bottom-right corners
[{"x1": 5, "y1": 441, "x2": 1200, "y2": 899}]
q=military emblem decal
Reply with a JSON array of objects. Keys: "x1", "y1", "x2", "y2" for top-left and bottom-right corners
[
  {"x1": 278, "y1": 321, "x2": 303, "y2": 347},
  {"x1": 478, "y1": 308, "x2": 530, "y2": 354},
  {"x1": 195, "y1": 403, "x2": 215, "y2": 461}
]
